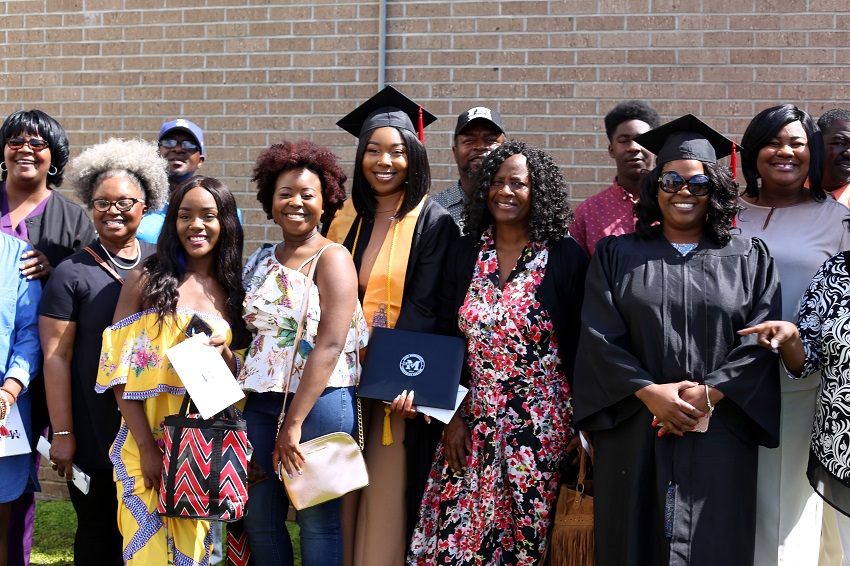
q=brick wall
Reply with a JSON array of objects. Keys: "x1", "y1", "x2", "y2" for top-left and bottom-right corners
[{"x1": 2, "y1": 0, "x2": 849, "y2": 250}]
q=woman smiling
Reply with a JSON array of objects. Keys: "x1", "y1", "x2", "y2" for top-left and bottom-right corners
[
  {"x1": 40, "y1": 139, "x2": 167, "y2": 566},
  {"x1": 736, "y1": 105, "x2": 850, "y2": 566},
  {"x1": 327, "y1": 86, "x2": 459, "y2": 566},
  {"x1": 239, "y1": 140, "x2": 368, "y2": 566},
  {"x1": 574, "y1": 115, "x2": 782, "y2": 566}
]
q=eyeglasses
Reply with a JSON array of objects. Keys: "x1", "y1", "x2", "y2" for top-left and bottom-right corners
[
  {"x1": 158, "y1": 139, "x2": 200, "y2": 152},
  {"x1": 6, "y1": 138, "x2": 49, "y2": 152},
  {"x1": 659, "y1": 171, "x2": 712, "y2": 197},
  {"x1": 91, "y1": 198, "x2": 144, "y2": 212}
]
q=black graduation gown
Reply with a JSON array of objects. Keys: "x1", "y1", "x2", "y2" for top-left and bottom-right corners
[{"x1": 572, "y1": 233, "x2": 781, "y2": 566}]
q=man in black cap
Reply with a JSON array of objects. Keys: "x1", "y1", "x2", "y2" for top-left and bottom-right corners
[{"x1": 433, "y1": 107, "x2": 506, "y2": 229}]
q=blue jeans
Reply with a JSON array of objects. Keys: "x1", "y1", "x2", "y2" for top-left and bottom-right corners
[{"x1": 243, "y1": 387, "x2": 356, "y2": 566}]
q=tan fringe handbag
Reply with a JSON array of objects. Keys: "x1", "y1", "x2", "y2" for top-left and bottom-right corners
[{"x1": 544, "y1": 446, "x2": 594, "y2": 566}]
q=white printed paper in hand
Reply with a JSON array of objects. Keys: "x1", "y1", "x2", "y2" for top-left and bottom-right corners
[
  {"x1": 166, "y1": 333, "x2": 245, "y2": 419},
  {"x1": 0, "y1": 403, "x2": 31, "y2": 457},
  {"x1": 417, "y1": 385, "x2": 469, "y2": 424}
]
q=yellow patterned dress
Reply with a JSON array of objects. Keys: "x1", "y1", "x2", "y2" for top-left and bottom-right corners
[{"x1": 96, "y1": 309, "x2": 236, "y2": 566}]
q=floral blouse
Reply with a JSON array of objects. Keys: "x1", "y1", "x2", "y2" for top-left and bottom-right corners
[{"x1": 239, "y1": 244, "x2": 369, "y2": 393}]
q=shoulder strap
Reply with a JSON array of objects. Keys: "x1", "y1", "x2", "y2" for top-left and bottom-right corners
[{"x1": 83, "y1": 246, "x2": 124, "y2": 285}]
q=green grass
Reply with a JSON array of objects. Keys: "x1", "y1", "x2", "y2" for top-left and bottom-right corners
[{"x1": 32, "y1": 499, "x2": 301, "y2": 566}]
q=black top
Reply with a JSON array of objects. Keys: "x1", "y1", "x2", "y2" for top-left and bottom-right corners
[
  {"x1": 437, "y1": 233, "x2": 589, "y2": 389},
  {"x1": 39, "y1": 240, "x2": 156, "y2": 471}
]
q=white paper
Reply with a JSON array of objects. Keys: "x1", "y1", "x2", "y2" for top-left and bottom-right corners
[
  {"x1": 36, "y1": 436, "x2": 90, "y2": 494},
  {"x1": 166, "y1": 333, "x2": 245, "y2": 419},
  {"x1": 417, "y1": 385, "x2": 468, "y2": 424},
  {"x1": 0, "y1": 404, "x2": 31, "y2": 457}
]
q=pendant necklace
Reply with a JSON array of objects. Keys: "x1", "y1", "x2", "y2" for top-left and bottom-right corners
[{"x1": 99, "y1": 238, "x2": 141, "y2": 270}]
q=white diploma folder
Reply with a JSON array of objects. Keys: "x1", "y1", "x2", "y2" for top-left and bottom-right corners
[{"x1": 166, "y1": 333, "x2": 245, "y2": 419}]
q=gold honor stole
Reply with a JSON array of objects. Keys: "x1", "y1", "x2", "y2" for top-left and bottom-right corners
[
  {"x1": 326, "y1": 196, "x2": 426, "y2": 331},
  {"x1": 326, "y1": 196, "x2": 426, "y2": 445}
]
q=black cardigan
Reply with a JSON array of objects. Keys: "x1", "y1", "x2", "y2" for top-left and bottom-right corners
[{"x1": 437, "y1": 233, "x2": 589, "y2": 389}]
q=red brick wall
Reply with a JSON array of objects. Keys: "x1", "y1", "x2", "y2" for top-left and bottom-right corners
[{"x1": 2, "y1": 1, "x2": 848, "y2": 250}]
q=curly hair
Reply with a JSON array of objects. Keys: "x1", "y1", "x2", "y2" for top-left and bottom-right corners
[
  {"x1": 741, "y1": 104, "x2": 825, "y2": 201},
  {"x1": 634, "y1": 161, "x2": 740, "y2": 246},
  {"x1": 604, "y1": 100, "x2": 660, "y2": 142},
  {"x1": 0, "y1": 109, "x2": 70, "y2": 187},
  {"x1": 818, "y1": 108, "x2": 850, "y2": 134},
  {"x1": 69, "y1": 138, "x2": 168, "y2": 211},
  {"x1": 464, "y1": 140, "x2": 573, "y2": 243},
  {"x1": 253, "y1": 140, "x2": 347, "y2": 228},
  {"x1": 351, "y1": 127, "x2": 430, "y2": 219},
  {"x1": 141, "y1": 176, "x2": 250, "y2": 349}
]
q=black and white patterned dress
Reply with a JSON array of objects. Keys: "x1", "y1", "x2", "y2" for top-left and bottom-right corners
[{"x1": 798, "y1": 250, "x2": 850, "y2": 517}]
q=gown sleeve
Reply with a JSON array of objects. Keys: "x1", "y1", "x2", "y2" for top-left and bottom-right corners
[
  {"x1": 395, "y1": 204, "x2": 460, "y2": 334},
  {"x1": 572, "y1": 236, "x2": 657, "y2": 431},
  {"x1": 701, "y1": 238, "x2": 781, "y2": 446}
]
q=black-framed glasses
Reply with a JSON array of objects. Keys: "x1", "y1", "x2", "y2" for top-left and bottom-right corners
[
  {"x1": 6, "y1": 138, "x2": 49, "y2": 152},
  {"x1": 91, "y1": 198, "x2": 144, "y2": 212},
  {"x1": 659, "y1": 171, "x2": 712, "y2": 196},
  {"x1": 158, "y1": 139, "x2": 200, "y2": 152}
]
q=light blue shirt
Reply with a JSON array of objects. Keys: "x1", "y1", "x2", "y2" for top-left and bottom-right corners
[
  {"x1": 0, "y1": 233, "x2": 41, "y2": 390},
  {"x1": 137, "y1": 202, "x2": 244, "y2": 244}
]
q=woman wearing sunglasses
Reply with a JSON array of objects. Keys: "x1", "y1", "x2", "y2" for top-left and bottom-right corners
[
  {"x1": 573, "y1": 115, "x2": 782, "y2": 566},
  {"x1": 0, "y1": 110, "x2": 95, "y2": 564},
  {"x1": 735, "y1": 105, "x2": 850, "y2": 566},
  {"x1": 39, "y1": 139, "x2": 168, "y2": 566}
]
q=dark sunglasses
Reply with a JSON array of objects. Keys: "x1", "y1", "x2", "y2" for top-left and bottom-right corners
[
  {"x1": 659, "y1": 171, "x2": 712, "y2": 197},
  {"x1": 91, "y1": 198, "x2": 144, "y2": 212},
  {"x1": 7, "y1": 138, "x2": 49, "y2": 152},
  {"x1": 158, "y1": 139, "x2": 200, "y2": 152}
]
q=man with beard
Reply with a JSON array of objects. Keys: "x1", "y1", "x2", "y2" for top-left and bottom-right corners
[
  {"x1": 818, "y1": 108, "x2": 850, "y2": 208},
  {"x1": 136, "y1": 119, "x2": 206, "y2": 243},
  {"x1": 433, "y1": 106, "x2": 506, "y2": 230},
  {"x1": 569, "y1": 100, "x2": 659, "y2": 256}
]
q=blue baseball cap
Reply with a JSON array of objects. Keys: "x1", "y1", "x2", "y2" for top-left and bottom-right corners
[{"x1": 159, "y1": 119, "x2": 204, "y2": 154}]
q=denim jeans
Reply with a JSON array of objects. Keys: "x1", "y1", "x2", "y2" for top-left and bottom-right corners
[{"x1": 243, "y1": 387, "x2": 356, "y2": 566}]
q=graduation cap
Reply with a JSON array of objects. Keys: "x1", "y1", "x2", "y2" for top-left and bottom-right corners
[
  {"x1": 633, "y1": 114, "x2": 742, "y2": 166},
  {"x1": 336, "y1": 85, "x2": 437, "y2": 143}
]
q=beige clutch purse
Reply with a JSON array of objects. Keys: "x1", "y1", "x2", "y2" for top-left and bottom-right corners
[{"x1": 280, "y1": 431, "x2": 369, "y2": 510}]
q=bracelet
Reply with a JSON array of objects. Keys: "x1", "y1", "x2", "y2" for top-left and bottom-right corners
[
  {"x1": 704, "y1": 384, "x2": 714, "y2": 417},
  {"x1": 0, "y1": 387, "x2": 17, "y2": 403},
  {"x1": 0, "y1": 396, "x2": 7, "y2": 421},
  {"x1": 53, "y1": 431, "x2": 73, "y2": 436}
]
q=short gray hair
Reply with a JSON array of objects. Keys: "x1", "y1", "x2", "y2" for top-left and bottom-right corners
[{"x1": 70, "y1": 138, "x2": 168, "y2": 211}]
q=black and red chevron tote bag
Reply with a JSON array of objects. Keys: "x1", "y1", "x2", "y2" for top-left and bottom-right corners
[{"x1": 157, "y1": 396, "x2": 250, "y2": 522}]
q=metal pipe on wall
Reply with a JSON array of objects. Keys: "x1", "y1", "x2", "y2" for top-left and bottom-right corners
[{"x1": 378, "y1": 0, "x2": 387, "y2": 89}]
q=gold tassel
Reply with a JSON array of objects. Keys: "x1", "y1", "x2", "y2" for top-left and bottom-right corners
[{"x1": 381, "y1": 404, "x2": 393, "y2": 446}]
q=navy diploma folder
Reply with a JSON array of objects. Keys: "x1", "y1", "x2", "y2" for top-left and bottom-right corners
[{"x1": 358, "y1": 327, "x2": 465, "y2": 410}]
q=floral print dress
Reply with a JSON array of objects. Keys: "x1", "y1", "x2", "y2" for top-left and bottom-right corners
[{"x1": 408, "y1": 229, "x2": 572, "y2": 565}]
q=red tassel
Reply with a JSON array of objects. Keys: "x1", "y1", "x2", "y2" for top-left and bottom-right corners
[
  {"x1": 730, "y1": 141, "x2": 737, "y2": 182},
  {"x1": 0, "y1": 425, "x2": 8, "y2": 437},
  {"x1": 731, "y1": 141, "x2": 738, "y2": 228},
  {"x1": 418, "y1": 106, "x2": 424, "y2": 144}
]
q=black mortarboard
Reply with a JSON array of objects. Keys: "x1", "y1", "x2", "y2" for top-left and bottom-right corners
[
  {"x1": 336, "y1": 85, "x2": 437, "y2": 143},
  {"x1": 633, "y1": 114, "x2": 742, "y2": 166}
]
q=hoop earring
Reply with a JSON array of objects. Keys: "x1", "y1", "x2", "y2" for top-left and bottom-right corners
[
  {"x1": 0, "y1": 162, "x2": 6, "y2": 173},
  {"x1": 48, "y1": 165, "x2": 58, "y2": 176}
]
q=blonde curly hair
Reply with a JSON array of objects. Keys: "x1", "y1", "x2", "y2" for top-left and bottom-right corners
[{"x1": 70, "y1": 138, "x2": 168, "y2": 211}]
